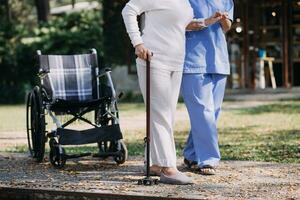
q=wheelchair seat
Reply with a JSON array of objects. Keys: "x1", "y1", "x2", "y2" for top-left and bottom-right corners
[{"x1": 49, "y1": 97, "x2": 110, "y2": 113}]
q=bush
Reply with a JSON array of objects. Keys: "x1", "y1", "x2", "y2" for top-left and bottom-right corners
[
  {"x1": 102, "y1": 0, "x2": 135, "y2": 66},
  {"x1": 0, "y1": 11, "x2": 103, "y2": 103}
]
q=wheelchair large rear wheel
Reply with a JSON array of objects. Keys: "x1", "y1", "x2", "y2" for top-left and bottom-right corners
[{"x1": 26, "y1": 87, "x2": 46, "y2": 162}]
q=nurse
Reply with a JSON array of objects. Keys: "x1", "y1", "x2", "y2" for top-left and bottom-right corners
[{"x1": 181, "y1": 0, "x2": 234, "y2": 175}]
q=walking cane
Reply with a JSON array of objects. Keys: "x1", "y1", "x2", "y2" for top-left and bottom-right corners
[{"x1": 138, "y1": 54, "x2": 158, "y2": 186}]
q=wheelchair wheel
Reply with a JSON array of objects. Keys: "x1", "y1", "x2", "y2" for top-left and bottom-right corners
[
  {"x1": 26, "y1": 87, "x2": 46, "y2": 162},
  {"x1": 49, "y1": 139, "x2": 66, "y2": 168},
  {"x1": 95, "y1": 102, "x2": 115, "y2": 155},
  {"x1": 114, "y1": 140, "x2": 128, "y2": 165}
]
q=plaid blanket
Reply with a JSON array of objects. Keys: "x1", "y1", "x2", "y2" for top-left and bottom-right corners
[{"x1": 40, "y1": 54, "x2": 94, "y2": 101}]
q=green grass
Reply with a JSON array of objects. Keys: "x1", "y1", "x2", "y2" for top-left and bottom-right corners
[
  {"x1": 0, "y1": 103, "x2": 145, "y2": 132},
  {"x1": 1, "y1": 101, "x2": 300, "y2": 163},
  {"x1": 0, "y1": 104, "x2": 26, "y2": 131}
]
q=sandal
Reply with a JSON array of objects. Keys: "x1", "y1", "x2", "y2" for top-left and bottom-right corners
[
  {"x1": 183, "y1": 158, "x2": 197, "y2": 169},
  {"x1": 198, "y1": 165, "x2": 216, "y2": 175}
]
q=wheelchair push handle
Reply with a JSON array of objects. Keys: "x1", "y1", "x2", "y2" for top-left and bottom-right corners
[{"x1": 38, "y1": 68, "x2": 50, "y2": 78}]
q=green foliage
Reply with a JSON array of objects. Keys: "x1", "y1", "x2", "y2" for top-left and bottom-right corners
[
  {"x1": 32, "y1": 11, "x2": 103, "y2": 55},
  {"x1": 0, "y1": 0, "x2": 134, "y2": 103},
  {"x1": 0, "y1": 10, "x2": 103, "y2": 103},
  {"x1": 102, "y1": 0, "x2": 135, "y2": 66}
]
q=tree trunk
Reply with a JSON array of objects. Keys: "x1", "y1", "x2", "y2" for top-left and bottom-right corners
[
  {"x1": 5, "y1": 0, "x2": 11, "y2": 22},
  {"x1": 34, "y1": 0, "x2": 50, "y2": 22}
]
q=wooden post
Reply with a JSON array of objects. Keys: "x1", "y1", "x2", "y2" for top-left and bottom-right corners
[
  {"x1": 242, "y1": 0, "x2": 249, "y2": 88},
  {"x1": 72, "y1": 0, "x2": 75, "y2": 8},
  {"x1": 282, "y1": 0, "x2": 290, "y2": 87},
  {"x1": 259, "y1": 59, "x2": 265, "y2": 89},
  {"x1": 252, "y1": 0, "x2": 260, "y2": 89}
]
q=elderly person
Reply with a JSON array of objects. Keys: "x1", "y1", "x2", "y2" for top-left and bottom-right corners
[{"x1": 122, "y1": 0, "x2": 194, "y2": 184}]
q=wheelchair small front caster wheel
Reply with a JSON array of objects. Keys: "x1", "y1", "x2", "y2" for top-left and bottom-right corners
[
  {"x1": 49, "y1": 139, "x2": 66, "y2": 168},
  {"x1": 114, "y1": 140, "x2": 128, "y2": 165}
]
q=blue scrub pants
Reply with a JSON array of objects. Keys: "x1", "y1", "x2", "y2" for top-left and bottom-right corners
[{"x1": 181, "y1": 73, "x2": 227, "y2": 167}]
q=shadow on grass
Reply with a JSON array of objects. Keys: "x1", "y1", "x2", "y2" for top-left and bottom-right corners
[
  {"x1": 220, "y1": 143, "x2": 300, "y2": 163},
  {"x1": 77, "y1": 128, "x2": 300, "y2": 163},
  {"x1": 237, "y1": 101, "x2": 300, "y2": 115},
  {"x1": 219, "y1": 126, "x2": 257, "y2": 135},
  {"x1": 219, "y1": 129, "x2": 300, "y2": 163}
]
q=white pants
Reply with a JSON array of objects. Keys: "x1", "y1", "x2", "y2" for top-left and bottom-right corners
[{"x1": 137, "y1": 63, "x2": 182, "y2": 168}]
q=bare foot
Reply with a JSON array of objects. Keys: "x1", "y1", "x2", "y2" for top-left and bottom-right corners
[
  {"x1": 150, "y1": 165, "x2": 162, "y2": 175},
  {"x1": 161, "y1": 167, "x2": 178, "y2": 176}
]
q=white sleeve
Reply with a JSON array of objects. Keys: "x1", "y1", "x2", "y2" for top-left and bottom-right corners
[
  {"x1": 194, "y1": 18, "x2": 207, "y2": 29},
  {"x1": 122, "y1": 0, "x2": 155, "y2": 47}
]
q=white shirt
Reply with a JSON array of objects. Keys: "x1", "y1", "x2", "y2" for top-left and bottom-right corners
[{"x1": 122, "y1": 0, "x2": 194, "y2": 71}]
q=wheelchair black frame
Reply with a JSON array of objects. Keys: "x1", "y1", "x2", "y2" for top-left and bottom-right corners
[{"x1": 26, "y1": 49, "x2": 127, "y2": 168}]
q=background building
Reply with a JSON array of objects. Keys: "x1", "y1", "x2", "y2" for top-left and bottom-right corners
[
  {"x1": 111, "y1": 0, "x2": 297, "y2": 90},
  {"x1": 0, "y1": 0, "x2": 298, "y2": 103},
  {"x1": 227, "y1": 0, "x2": 297, "y2": 89}
]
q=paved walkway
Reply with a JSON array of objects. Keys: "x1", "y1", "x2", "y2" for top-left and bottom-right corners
[
  {"x1": 225, "y1": 87, "x2": 300, "y2": 101},
  {"x1": 0, "y1": 153, "x2": 299, "y2": 200}
]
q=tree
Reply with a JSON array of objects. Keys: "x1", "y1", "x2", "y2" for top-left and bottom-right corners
[
  {"x1": 34, "y1": 0, "x2": 50, "y2": 22},
  {"x1": 102, "y1": 0, "x2": 135, "y2": 68},
  {"x1": 0, "y1": 0, "x2": 11, "y2": 22}
]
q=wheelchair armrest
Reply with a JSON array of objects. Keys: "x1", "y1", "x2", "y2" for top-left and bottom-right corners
[
  {"x1": 38, "y1": 69, "x2": 50, "y2": 78},
  {"x1": 97, "y1": 67, "x2": 112, "y2": 78},
  {"x1": 105, "y1": 67, "x2": 112, "y2": 72}
]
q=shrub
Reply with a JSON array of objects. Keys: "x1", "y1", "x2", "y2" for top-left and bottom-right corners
[{"x1": 0, "y1": 10, "x2": 103, "y2": 103}]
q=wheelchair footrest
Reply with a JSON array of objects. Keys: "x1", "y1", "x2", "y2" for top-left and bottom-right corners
[
  {"x1": 57, "y1": 124, "x2": 123, "y2": 145},
  {"x1": 65, "y1": 153, "x2": 92, "y2": 159},
  {"x1": 92, "y1": 151, "x2": 122, "y2": 158}
]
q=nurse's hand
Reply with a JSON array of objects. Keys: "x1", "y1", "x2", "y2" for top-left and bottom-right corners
[
  {"x1": 204, "y1": 12, "x2": 223, "y2": 26},
  {"x1": 135, "y1": 44, "x2": 152, "y2": 61},
  {"x1": 221, "y1": 12, "x2": 230, "y2": 20},
  {"x1": 219, "y1": 12, "x2": 232, "y2": 33}
]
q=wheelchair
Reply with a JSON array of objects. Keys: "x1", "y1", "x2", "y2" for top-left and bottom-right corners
[{"x1": 26, "y1": 49, "x2": 127, "y2": 168}]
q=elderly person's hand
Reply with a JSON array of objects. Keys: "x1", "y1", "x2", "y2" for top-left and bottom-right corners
[{"x1": 135, "y1": 44, "x2": 152, "y2": 60}]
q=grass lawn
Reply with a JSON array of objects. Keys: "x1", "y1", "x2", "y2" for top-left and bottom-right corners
[{"x1": 1, "y1": 101, "x2": 299, "y2": 163}]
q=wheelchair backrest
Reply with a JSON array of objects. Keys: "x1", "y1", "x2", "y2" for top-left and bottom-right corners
[{"x1": 37, "y1": 52, "x2": 99, "y2": 101}]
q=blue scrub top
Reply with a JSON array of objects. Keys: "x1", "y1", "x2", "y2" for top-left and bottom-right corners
[{"x1": 183, "y1": 0, "x2": 234, "y2": 75}]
